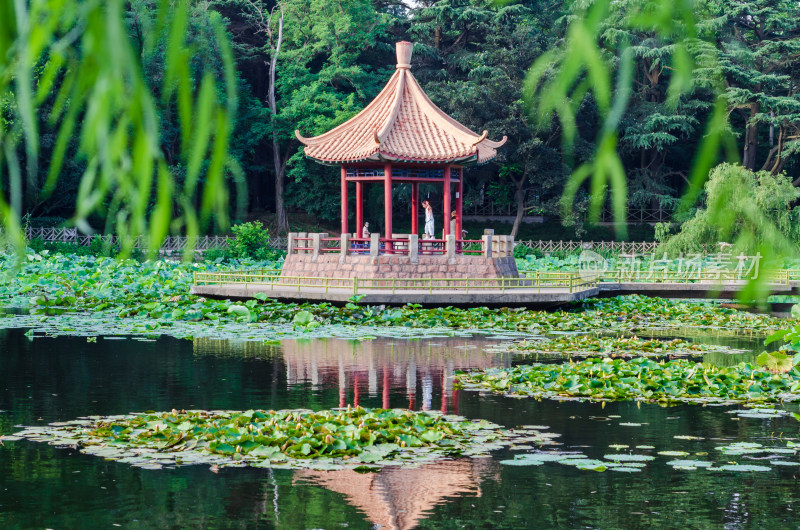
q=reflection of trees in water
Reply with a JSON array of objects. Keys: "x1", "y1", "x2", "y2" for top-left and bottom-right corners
[
  {"x1": 640, "y1": 327, "x2": 765, "y2": 346},
  {"x1": 634, "y1": 328, "x2": 765, "y2": 366},
  {"x1": 293, "y1": 459, "x2": 500, "y2": 530},
  {"x1": 702, "y1": 350, "x2": 758, "y2": 367},
  {"x1": 192, "y1": 337, "x2": 281, "y2": 359}
]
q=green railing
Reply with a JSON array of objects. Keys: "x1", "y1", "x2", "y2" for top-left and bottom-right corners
[
  {"x1": 520, "y1": 269, "x2": 797, "y2": 284},
  {"x1": 193, "y1": 268, "x2": 800, "y2": 296},
  {"x1": 783, "y1": 269, "x2": 800, "y2": 282},
  {"x1": 193, "y1": 270, "x2": 597, "y2": 294}
]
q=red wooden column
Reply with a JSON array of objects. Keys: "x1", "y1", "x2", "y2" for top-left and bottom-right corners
[
  {"x1": 355, "y1": 181, "x2": 364, "y2": 237},
  {"x1": 384, "y1": 163, "x2": 393, "y2": 250},
  {"x1": 443, "y1": 165, "x2": 452, "y2": 237},
  {"x1": 411, "y1": 182, "x2": 419, "y2": 235},
  {"x1": 382, "y1": 366, "x2": 390, "y2": 409},
  {"x1": 456, "y1": 169, "x2": 463, "y2": 239},
  {"x1": 341, "y1": 166, "x2": 348, "y2": 236}
]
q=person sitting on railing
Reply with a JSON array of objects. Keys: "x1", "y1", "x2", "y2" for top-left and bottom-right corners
[
  {"x1": 347, "y1": 222, "x2": 370, "y2": 253},
  {"x1": 449, "y1": 210, "x2": 468, "y2": 239}
]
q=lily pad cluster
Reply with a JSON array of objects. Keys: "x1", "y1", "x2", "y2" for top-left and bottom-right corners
[
  {"x1": 497, "y1": 430, "x2": 800, "y2": 473},
  {"x1": 498, "y1": 441, "x2": 797, "y2": 473},
  {"x1": 9, "y1": 407, "x2": 543, "y2": 471},
  {"x1": 712, "y1": 441, "x2": 800, "y2": 469},
  {"x1": 508, "y1": 334, "x2": 735, "y2": 358},
  {"x1": 3, "y1": 313, "x2": 517, "y2": 345},
  {"x1": 458, "y1": 357, "x2": 800, "y2": 403}
]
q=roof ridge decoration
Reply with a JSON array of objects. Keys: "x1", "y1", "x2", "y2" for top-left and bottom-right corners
[{"x1": 295, "y1": 41, "x2": 507, "y2": 165}]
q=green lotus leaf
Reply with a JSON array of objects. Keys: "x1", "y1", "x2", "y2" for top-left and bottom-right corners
[
  {"x1": 756, "y1": 351, "x2": 793, "y2": 373},
  {"x1": 717, "y1": 464, "x2": 772, "y2": 472},
  {"x1": 517, "y1": 453, "x2": 570, "y2": 462},
  {"x1": 666, "y1": 459, "x2": 713, "y2": 467},
  {"x1": 500, "y1": 459, "x2": 544, "y2": 466},
  {"x1": 610, "y1": 466, "x2": 641, "y2": 472},
  {"x1": 603, "y1": 454, "x2": 655, "y2": 462},
  {"x1": 293, "y1": 310, "x2": 314, "y2": 327}
]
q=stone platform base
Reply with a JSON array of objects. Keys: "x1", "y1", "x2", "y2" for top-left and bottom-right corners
[{"x1": 281, "y1": 254, "x2": 518, "y2": 279}]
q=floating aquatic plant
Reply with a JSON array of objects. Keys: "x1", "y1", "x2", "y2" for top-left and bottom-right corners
[
  {"x1": 8, "y1": 407, "x2": 542, "y2": 471},
  {"x1": 756, "y1": 351, "x2": 797, "y2": 374},
  {"x1": 727, "y1": 407, "x2": 790, "y2": 419},
  {"x1": 509, "y1": 335, "x2": 736, "y2": 358},
  {"x1": 716, "y1": 464, "x2": 772, "y2": 472},
  {"x1": 603, "y1": 454, "x2": 655, "y2": 462},
  {"x1": 666, "y1": 459, "x2": 714, "y2": 468},
  {"x1": 458, "y1": 357, "x2": 800, "y2": 404}
]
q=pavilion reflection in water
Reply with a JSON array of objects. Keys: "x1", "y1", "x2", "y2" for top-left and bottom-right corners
[
  {"x1": 280, "y1": 337, "x2": 509, "y2": 413},
  {"x1": 294, "y1": 459, "x2": 500, "y2": 530},
  {"x1": 192, "y1": 336, "x2": 510, "y2": 413},
  {"x1": 191, "y1": 336, "x2": 507, "y2": 528}
]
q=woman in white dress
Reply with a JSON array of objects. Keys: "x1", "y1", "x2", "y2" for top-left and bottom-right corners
[{"x1": 422, "y1": 200, "x2": 434, "y2": 238}]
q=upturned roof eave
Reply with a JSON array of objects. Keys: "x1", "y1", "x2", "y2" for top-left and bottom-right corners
[
  {"x1": 302, "y1": 150, "x2": 496, "y2": 166},
  {"x1": 296, "y1": 41, "x2": 507, "y2": 164}
]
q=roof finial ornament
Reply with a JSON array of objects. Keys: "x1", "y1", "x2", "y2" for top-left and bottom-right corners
[{"x1": 396, "y1": 41, "x2": 412, "y2": 69}]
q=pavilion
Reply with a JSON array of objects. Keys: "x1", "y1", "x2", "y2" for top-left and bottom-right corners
[
  {"x1": 278, "y1": 41, "x2": 518, "y2": 281},
  {"x1": 295, "y1": 41, "x2": 507, "y2": 243}
]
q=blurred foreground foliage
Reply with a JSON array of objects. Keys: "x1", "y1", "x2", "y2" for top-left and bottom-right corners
[{"x1": 0, "y1": 0, "x2": 240, "y2": 258}]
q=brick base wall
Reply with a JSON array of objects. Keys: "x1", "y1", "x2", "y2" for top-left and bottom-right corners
[{"x1": 281, "y1": 254, "x2": 519, "y2": 279}]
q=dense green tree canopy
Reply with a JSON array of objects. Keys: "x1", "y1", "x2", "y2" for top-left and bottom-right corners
[{"x1": 2, "y1": 0, "x2": 800, "y2": 245}]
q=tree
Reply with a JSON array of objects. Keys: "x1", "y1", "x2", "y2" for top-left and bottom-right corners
[
  {"x1": 278, "y1": 0, "x2": 392, "y2": 226},
  {"x1": 239, "y1": 0, "x2": 291, "y2": 233},
  {"x1": 596, "y1": 0, "x2": 711, "y2": 214},
  {"x1": 659, "y1": 162, "x2": 800, "y2": 254},
  {"x1": 713, "y1": 0, "x2": 800, "y2": 173},
  {"x1": 408, "y1": 0, "x2": 568, "y2": 237}
]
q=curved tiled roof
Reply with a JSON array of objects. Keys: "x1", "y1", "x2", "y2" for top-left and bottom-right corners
[{"x1": 295, "y1": 41, "x2": 507, "y2": 165}]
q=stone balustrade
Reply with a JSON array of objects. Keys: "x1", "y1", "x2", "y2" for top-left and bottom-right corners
[{"x1": 286, "y1": 232, "x2": 515, "y2": 258}]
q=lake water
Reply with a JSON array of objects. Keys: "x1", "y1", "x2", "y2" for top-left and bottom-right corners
[{"x1": 2, "y1": 327, "x2": 800, "y2": 528}]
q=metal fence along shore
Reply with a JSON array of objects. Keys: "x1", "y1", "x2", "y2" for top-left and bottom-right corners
[
  {"x1": 24, "y1": 227, "x2": 664, "y2": 256},
  {"x1": 23, "y1": 227, "x2": 286, "y2": 254}
]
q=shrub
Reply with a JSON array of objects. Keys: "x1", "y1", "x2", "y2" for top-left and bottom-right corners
[
  {"x1": 513, "y1": 244, "x2": 534, "y2": 258},
  {"x1": 256, "y1": 248, "x2": 286, "y2": 261},
  {"x1": 228, "y1": 221, "x2": 270, "y2": 259},
  {"x1": 203, "y1": 248, "x2": 229, "y2": 262},
  {"x1": 88, "y1": 237, "x2": 120, "y2": 257},
  {"x1": 653, "y1": 222, "x2": 672, "y2": 243},
  {"x1": 27, "y1": 238, "x2": 92, "y2": 256},
  {"x1": 25, "y1": 236, "x2": 138, "y2": 259}
]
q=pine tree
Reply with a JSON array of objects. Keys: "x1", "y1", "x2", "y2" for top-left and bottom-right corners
[
  {"x1": 713, "y1": 0, "x2": 800, "y2": 173},
  {"x1": 408, "y1": 0, "x2": 568, "y2": 236},
  {"x1": 577, "y1": 0, "x2": 712, "y2": 217}
]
